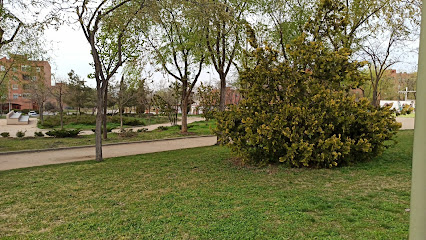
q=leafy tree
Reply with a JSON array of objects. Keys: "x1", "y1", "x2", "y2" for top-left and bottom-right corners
[
  {"x1": 64, "y1": 70, "x2": 92, "y2": 115},
  {"x1": 257, "y1": 0, "x2": 314, "y2": 59},
  {"x1": 196, "y1": 82, "x2": 219, "y2": 120},
  {"x1": 197, "y1": 0, "x2": 251, "y2": 111},
  {"x1": 72, "y1": 0, "x2": 146, "y2": 161},
  {"x1": 141, "y1": 0, "x2": 206, "y2": 133},
  {"x1": 153, "y1": 85, "x2": 180, "y2": 126},
  {"x1": 116, "y1": 75, "x2": 136, "y2": 129}
]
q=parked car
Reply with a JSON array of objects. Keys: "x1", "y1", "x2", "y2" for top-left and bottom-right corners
[{"x1": 28, "y1": 111, "x2": 38, "y2": 116}]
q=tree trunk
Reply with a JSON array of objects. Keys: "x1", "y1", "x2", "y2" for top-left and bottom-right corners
[
  {"x1": 60, "y1": 103, "x2": 63, "y2": 129},
  {"x1": 95, "y1": 87, "x2": 104, "y2": 162},
  {"x1": 120, "y1": 106, "x2": 123, "y2": 130},
  {"x1": 102, "y1": 85, "x2": 108, "y2": 139},
  {"x1": 219, "y1": 75, "x2": 226, "y2": 111},
  {"x1": 181, "y1": 81, "x2": 188, "y2": 133},
  {"x1": 39, "y1": 103, "x2": 44, "y2": 125},
  {"x1": 181, "y1": 97, "x2": 188, "y2": 133},
  {"x1": 372, "y1": 85, "x2": 379, "y2": 107}
]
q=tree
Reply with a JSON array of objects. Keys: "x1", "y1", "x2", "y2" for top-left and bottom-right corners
[
  {"x1": 142, "y1": 0, "x2": 205, "y2": 133},
  {"x1": 64, "y1": 70, "x2": 91, "y2": 115},
  {"x1": 73, "y1": 0, "x2": 146, "y2": 161},
  {"x1": 196, "y1": 82, "x2": 219, "y2": 120},
  {"x1": 153, "y1": 85, "x2": 180, "y2": 126},
  {"x1": 257, "y1": 0, "x2": 314, "y2": 59},
  {"x1": 29, "y1": 76, "x2": 49, "y2": 125},
  {"x1": 49, "y1": 79, "x2": 68, "y2": 129},
  {"x1": 1, "y1": 0, "x2": 51, "y2": 90},
  {"x1": 117, "y1": 75, "x2": 136, "y2": 129},
  {"x1": 198, "y1": 0, "x2": 251, "y2": 111}
]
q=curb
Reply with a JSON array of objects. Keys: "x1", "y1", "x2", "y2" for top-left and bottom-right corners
[{"x1": 0, "y1": 135, "x2": 216, "y2": 156}]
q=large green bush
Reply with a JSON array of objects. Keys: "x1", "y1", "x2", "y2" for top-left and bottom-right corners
[{"x1": 216, "y1": 44, "x2": 400, "y2": 168}]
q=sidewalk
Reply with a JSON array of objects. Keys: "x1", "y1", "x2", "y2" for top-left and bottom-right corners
[
  {"x1": 0, "y1": 116, "x2": 205, "y2": 137},
  {"x1": 0, "y1": 136, "x2": 217, "y2": 171}
]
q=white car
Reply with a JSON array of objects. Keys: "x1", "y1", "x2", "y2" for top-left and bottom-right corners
[{"x1": 28, "y1": 111, "x2": 38, "y2": 116}]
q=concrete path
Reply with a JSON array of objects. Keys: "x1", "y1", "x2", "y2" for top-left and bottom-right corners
[
  {"x1": 0, "y1": 116, "x2": 205, "y2": 137},
  {"x1": 0, "y1": 136, "x2": 217, "y2": 171},
  {"x1": 396, "y1": 117, "x2": 415, "y2": 130}
]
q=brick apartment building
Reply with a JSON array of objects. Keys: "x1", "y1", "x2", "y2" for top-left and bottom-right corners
[{"x1": 0, "y1": 56, "x2": 51, "y2": 110}]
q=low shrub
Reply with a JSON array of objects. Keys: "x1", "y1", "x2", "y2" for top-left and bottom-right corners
[
  {"x1": 137, "y1": 128, "x2": 148, "y2": 133},
  {"x1": 91, "y1": 126, "x2": 115, "y2": 133},
  {"x1": 16, "y1": 131, "x2": 26, "y2": 138},
  {"x1": 41, "y1": 115, "x2": 145, "y2": 128},
  {"x1": 34, "y1": 131, "x2": 44, "y2": 137},
  {"x1": 45, "y1": 129, "x2": 80, "y2": 138},
  {"x1": 119, "y1": 129, "x2": 137, "y2": 137},
  {"x1": 397, "y1": 105, "x2": 415, "y2": 116},
  {"x1": 0, "y1": 132, "x2": 10, "y2": 138},
  {"x1": 157, "y1": 126, "x2": 169, "y2": 131}
]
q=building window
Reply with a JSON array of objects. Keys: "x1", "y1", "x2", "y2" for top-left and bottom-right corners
[
  {"x1": 12, "y1": 84, "x2": 18, "y2": 90},
  {"x1": 31, "y1": 76, "x2": 37, "y2": 81},
  {"x1": 12, "y1": 67, "x2": 17, "y2": 72},
  {"x1": 22, "y1": 93, "x2": 31, "y2": 98},
  {"x1": 36, "y1": 67, "x2": 41, "y2": 72},
  {"x1": 22, "y1": 74, "x2": 30, "y2": 81},
  {"x1": 23, "y1": 84, "x2": 30, "y2": 90},
  {"x1": 13, "y1": 94, "x2": 19, "y2": 99},
  {"x1": 12, "y1": 76, "x2": 18, "y2": 81},
  {"x1": 21, "y1": 65, "x2": 30, "y2": 72},
  {"x1": 0, "y1": 65, "x2": 4, "y2": 71}
]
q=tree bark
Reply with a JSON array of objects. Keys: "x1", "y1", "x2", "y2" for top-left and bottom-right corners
[
  {"x1": 372, "y1": 85, "x2": 379, "y2": 107},
  {"x1": 219, "y1": 74, "x2": 226, "y2": 111},
  {"x1": 102, "y1": 84, "x2": 108, "y2": 139},
  {"x1": 95, "y1": 87, "x2": 104, "y2": 162},
  {"x1": 181, "y1": 80, "x2": 188, "y2": 133}
]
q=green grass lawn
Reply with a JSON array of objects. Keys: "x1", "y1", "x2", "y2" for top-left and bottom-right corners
[
  {"x1": 0, "y1": 130, "x2": 413, "y2": 239},
  {"x1": 0, "y1": 120, "x2": 216, "y2": 152}
]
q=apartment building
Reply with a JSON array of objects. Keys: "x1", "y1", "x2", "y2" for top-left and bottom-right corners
[{"x1": 0, "y1": 56, "x2": 51, "y2": 110}]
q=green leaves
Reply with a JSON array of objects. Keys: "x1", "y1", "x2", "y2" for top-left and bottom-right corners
[{"x1": 215, "y1": 43, "x2": 400, "y2": 168}]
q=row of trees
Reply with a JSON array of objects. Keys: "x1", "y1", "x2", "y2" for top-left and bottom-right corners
[{"x1": 1, "y1": 0, "x2": 421, "y2": 161}]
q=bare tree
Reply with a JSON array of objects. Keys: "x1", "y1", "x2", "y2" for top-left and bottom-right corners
[
  {"x1": 49, "y1": 79, "x2": 68, "y2": 129},
  {"x1": 362, "y1": 30, "x2": 400, "y2": 107}
]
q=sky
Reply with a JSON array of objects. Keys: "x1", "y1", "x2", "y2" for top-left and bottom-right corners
[{"x1": 44, "y1": 23, "x2": 419, "y2": 89}]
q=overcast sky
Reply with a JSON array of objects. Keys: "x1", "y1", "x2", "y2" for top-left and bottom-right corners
[{"x1": 45, "y1": 24, "x2": 419, "y2": 89}]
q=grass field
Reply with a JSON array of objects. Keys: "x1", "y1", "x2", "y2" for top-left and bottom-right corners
[
  {"x1": 0, "y1": 130, "x2": 413, "y2": 239},
  {"x1": 0, "y1": 121, "x2": 215, "y2": 152}
]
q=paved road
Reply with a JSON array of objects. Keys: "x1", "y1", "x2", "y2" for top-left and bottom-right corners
[{"x1": 0, "y1": 136, "x2": 217, "y2": 171}]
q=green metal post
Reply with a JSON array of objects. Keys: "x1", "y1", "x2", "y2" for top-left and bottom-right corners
[{"x1": 409, "y1": 1, "x2": 426, "y2": 239}]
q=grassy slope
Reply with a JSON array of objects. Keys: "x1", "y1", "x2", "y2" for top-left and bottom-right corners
[
  {"x1": 0, "y1": 130, "x2": 413, "y2": 239},
  {"x1": 0, "y1": 120, "x2": 215, "y2": 152}
]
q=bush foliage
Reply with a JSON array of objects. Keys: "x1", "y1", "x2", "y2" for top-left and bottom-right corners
[
  {"x1": 41, "y1": 115, "x2": 145, "y2": 128},
  {"x1": 216, "y1": 43, "x2": 400, "y2": 168},
  {"x1": 45, "y1": 129, "x2": 81, "y2": 138},
  {"x1": 16, "y1": 131, "x2": 25, "y2": 138},
  {"x1": 0, "y1": 132, "x2": 10, "y2": 138}
]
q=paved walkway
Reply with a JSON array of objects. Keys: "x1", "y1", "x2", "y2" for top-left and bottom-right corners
[
  {"x1": 0, "y1": 136, "x2": 217, "y2": 171},
  {"x1": 396, "y1": 117, "x2": 415, "y2": 130},
  {"x1": 0, "y1": 116, "x2": 205, "y2": 137}
]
